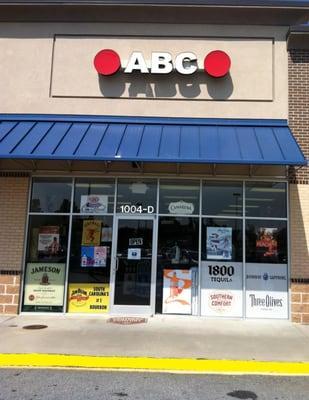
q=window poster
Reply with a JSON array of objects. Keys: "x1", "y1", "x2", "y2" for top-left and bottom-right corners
[
  {"x1": 168, "y1": 201, "x2": 194, "y2": 215},
  {"x1": 256, "y1": 228, "x2": 278, "y2": 258},
  {"x1": 81, "y1": 246, "x2": 107, "y2": 267},
  {"x1": 23, "y1": 263, "x2": 66, "y2": 306},
  {"x1": 200, "y1": 261, "x2": 243, "y2": 317},
  {"x1": 206, "y1": 227, "x2": 232, "y2": 260},
  {"x1": 128, "y1": 248, "x2": 141, "y2": 260},
  {"x1": 245, "y1": 263, "x2": 288, "y2": 319},
  {"x1": 162, "y1": 269, "x2": 192, "y2": 314},
  {"x1": 101, "y1": 227, "x2": 113, "y2": 242},
  {"x1": 38, "y1": 226, "x2": 60, "y2": 256},
  {"x1": 67, "y1": 283, "x2": 109, "y2": 313},
  {"x1": 81, "y1": 220, "x2": 101, "y2": 246},
  {"x1": 80, "y1": 195, "x2": 108, "y2": 214}
]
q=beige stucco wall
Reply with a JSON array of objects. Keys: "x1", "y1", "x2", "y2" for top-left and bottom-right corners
[
  {"x1": 0, "y1": 23, "x2": 288, "y2": 119},
  {"x1": 290, "y1": 183, "x2": 309, "y2": 280}
]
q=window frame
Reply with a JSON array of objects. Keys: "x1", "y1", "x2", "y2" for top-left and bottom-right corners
[{"x1": 20, "y1": 175, "x2": 289, "y2": 318}]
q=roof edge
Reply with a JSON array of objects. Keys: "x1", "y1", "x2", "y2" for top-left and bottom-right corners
[
  {"x1": 0, "y1": 2, "x2": 308, "y2": 24},
  {"x1": 0, "y1": 114, "x2": 289, "y2": 127}
]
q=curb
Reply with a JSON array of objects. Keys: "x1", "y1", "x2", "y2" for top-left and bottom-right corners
[{"x1": 1, "y1": 354, "x2": 309, "y2": 375}]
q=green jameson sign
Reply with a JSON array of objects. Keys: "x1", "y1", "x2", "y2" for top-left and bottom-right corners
[{"x1": 24, "y1": 263, "x2": 66, "y2": 306}]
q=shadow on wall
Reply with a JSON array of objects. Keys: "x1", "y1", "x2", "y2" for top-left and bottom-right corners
[
  {"x1": 98, "y1": 71, "x2": 234, "y2": 100},
  {"x1": 289, "y1": 51, "x2": 309, "y2": 64},
  {"x1": 289, "y1": 181, "x2": 309, "y2": 280}
]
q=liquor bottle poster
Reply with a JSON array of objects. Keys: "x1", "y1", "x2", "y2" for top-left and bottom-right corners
[
  {"x1": 67, "y1": 283, "x2": 109, "y2": 313},
  {"x1": 162, "y1": 269, "x2": 192, "y2": 314},
  {"x1": 38, "y1": 226, "x2": 60, "y2": 255},
  {"x1": 81, "y1": 246, "x2": 107, "y2": 267},
  {"x1": 256, "y1": 227, "x2": 278, "y2": 259},
  {"x1": 81, "y1": 220, "x2": 101, "y2": 246},
  {"x1": 23, "y1": 263, "x2": 66, "y2": 306},
  {"x1": 206, "y1": 227, "x2": 232, "y2": 260}
]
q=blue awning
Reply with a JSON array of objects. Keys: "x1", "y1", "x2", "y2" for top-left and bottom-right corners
[{"x1": 0, "y1": 114, "x2": 306, "y2": 166}]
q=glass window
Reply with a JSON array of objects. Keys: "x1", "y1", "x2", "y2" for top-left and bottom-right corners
[
  {"x1": 30, "y1": 178, "x2": 72, "y2": 213},
  {"x1": 22, "y1": 215, "x2": 70, "y2": 312},
  {"x1": 67, "y1": 216, "x2": 113, "y2": 314},
  {"x1": 156, "y1": 217, "x2": 199, "y2": 313},
  {"x1": 25, "y1": 215, "x2": 69, "y2": 263},
  {"x1": 246, "y1": 219, "x2": 287, "y2": 264},
  {"x1": 73, "y1": 178, "x2": 115, "y2": 214},
  {"x1": 159, "y1": 180, "x2": 200, "y2": 215},
  {"x1": 68, "y1": 215, "x2": 113, "y2": 284},
  {"x1": 245, "y1": 182, "x2": 287, "y2": 218},
  {"x1": 202, "y1": 218, "x2": 243, "y2": 262},
  {"x1": 117, "y1": 179, "x2": 157, "y2": 214},
  {"x1": 202, "y1": 181, "x2": 243, "y2": 216}
]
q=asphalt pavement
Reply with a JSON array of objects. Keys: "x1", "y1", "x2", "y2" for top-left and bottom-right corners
[{"x1": 1, "y1": 369, "x2": 309, "y2": 400}]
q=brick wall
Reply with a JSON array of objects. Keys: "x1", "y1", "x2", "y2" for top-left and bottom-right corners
[
  {"x1": 288, "y1": 49, "x2": 309, "y2": 184},
  {"x1": 0, "y1": 175, "x2": 29, "y2": 314},
  {"x1": 0, "y1": 272, "x2": 21, "y2": 314},
  {"x1": 288, "y1": 45, "x2": 309, "y2": 323}
]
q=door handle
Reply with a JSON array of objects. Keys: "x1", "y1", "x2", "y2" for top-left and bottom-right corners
[{"x1": 116, "y1": 256, "x2": 119, "y2": 272}]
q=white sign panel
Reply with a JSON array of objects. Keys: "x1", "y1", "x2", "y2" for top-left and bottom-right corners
[
  {"x1": 80, "y1": 195, "x2": 108, "y2": 213},
  {"x1": 168, "y1": 201, "x2": 194, "y2": 215},
  {"x1": 129, "y1": 238, "x2": 143, "y2": 246},
  {"x1": 162, "y1": 269, "x2": 192, "y2": 314},
  {"x1": 201, "y1": 261, "x2": 243, "y2": 317},
  {"x1": 245, "y1": 263, "x2": 288, "y2": 319},
  {"x1": 128, "y1": 248, "x2": 141, "y2": 260}
]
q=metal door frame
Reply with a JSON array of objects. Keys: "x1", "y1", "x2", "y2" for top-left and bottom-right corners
[{"x1": 109, "y1": 214, "x2": 158, "y2": 315}]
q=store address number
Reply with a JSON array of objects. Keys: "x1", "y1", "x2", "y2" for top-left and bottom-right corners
[{"x1": 120, "y1": 205, "x2": 155, "y2": 214}]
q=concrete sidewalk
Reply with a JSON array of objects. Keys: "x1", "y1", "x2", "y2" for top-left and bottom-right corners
[{"x1": 0, "y1": 314, "x2": 309, "y2": 362}]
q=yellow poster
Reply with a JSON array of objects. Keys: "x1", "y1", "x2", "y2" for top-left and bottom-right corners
[
  {"x1": 82, "y1": 220, "x2": 101, "y2": 246},
  {"x1": 68, "y1": 283, "x2": 109, "y2": 313}
]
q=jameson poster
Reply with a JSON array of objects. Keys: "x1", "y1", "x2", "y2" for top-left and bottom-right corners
[
  {"x1": 68, "y1": 283, "x2": 109, "y2": 313},
  {"x1": 162, "y1": 269, "x2": 192, "y2": 314},
  {"x1": 38, "y1": 226, "x2": 60, "y2": 255},
  {"x1": 23, "y1": 263, "x2": 65, "y2": 306},
  {"x1": 82, "y1": 220, "x2": 101, "y2": 246},
  {"x1": 81, "y1": 246, "x2": 107, "y2": 267},
  {"x1": 206, "y1": 227, "x2": 232, "y2": 260},
  {"x1": 80, "y1": 195, "x2": 108, "y2": 214},
  {"x1": 256, "y1": 228, "x2": 278, "y2": 258}
]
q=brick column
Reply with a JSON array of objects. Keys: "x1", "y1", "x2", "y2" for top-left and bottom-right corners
[
  {"x1": 0, "y1": 175, "x2": 29, "y2": 314},
  {"x1": 288, "y1": 47, "x2": 309, "y2": 324}
]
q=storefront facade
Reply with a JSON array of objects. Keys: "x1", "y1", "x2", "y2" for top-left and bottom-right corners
[{"x1": 0, "y1": 1, "x2": 308, "y2": 321}]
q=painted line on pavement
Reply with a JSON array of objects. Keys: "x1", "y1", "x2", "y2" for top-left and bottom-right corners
[{"x1": 1, "y1": 354, "x2": 309, "y2": 375}]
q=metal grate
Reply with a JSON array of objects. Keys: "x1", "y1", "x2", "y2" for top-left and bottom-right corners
[
  {"x1": 22, "y1": 324, "x2": 48, "y2": 330},
  {"x1": 107, "y1": 317, "x2": 147, "y2": 325}
]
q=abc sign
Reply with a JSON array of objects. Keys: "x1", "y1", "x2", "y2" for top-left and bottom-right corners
[{"x1": 94, "y1": 49, "x2": 231, "y2": 78}]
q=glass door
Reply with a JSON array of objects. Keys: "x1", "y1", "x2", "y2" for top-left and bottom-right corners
[{"x1": 110, "y1": 216, "x2": 156, "y2": 315}]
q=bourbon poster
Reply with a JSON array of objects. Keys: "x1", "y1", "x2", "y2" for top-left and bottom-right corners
[
  {"x1": 81, "y1": 220, "x2": 101, "y2": 246},
  {"x1": 162, "y1": 269, "x2": 192, "y2": 314},
  {"x1": 23, "y1": 263, "x2": 66, "y2": 306},
  {"x1": 68, "y1": 283, "x2": 109, "y2": 313}
]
